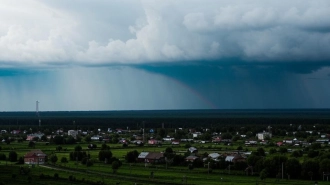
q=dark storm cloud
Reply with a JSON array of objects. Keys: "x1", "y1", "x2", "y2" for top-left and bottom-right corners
[{"x1": 0, "y1": 0, "x2": 329, "y2": 68}]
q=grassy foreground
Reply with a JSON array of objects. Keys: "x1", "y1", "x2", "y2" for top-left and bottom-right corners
[{"x1": 0, "y1": 141, "x2": 327, "y2": 185}]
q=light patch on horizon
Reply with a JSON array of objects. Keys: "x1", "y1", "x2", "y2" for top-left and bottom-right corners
[{"x1": 0, "y1": 67, "x2": 210, "y2": 111}]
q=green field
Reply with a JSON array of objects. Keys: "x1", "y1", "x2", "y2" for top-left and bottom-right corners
[{"x1": 0, "y1": 140, "x2": 327, "y2": 185}]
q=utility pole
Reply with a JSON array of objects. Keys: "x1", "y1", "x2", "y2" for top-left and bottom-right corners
[{"x1": 282, "y1": 162, "x2": 284, "y2": 179}]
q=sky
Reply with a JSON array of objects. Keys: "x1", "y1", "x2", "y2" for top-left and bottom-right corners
[{"x1": 1, "y1": 0, "x2": 330, "y2": 111}]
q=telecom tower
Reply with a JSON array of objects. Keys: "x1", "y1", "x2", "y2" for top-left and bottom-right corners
[{"x1": 36, "y1": 101, "x2": 41, "y2": 127}]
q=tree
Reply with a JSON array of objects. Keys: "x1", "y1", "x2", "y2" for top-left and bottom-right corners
[
  {"x1": 53, "y1": 136, "x2": 64, "y2": 145},
  {"x1": 101, "y1": 143, "x2": 110, "y2": 150},
  {"x1": 112, "y1": 161, "x2": 120, "y2": 173},
  {"x1": 255, "y1": 147, "x2": 266, "y2": 156},
  {"x1": 279, "y1": 147, "x2": 288, "y2": 154},
  {"x1": 319, "y1": 159, "x2": 330, "y2": 176},
  {"x1": 66, "y1": 136, "x2": 76, "y2": 144},
  {"x1": 260, "y1": 169, "x2": 268, "y2": 181},
  {"x1": 125, "y1": 150, "x2": 139, "y2": 163},
  {"x1": 157, "y1": 128, "x2": 166, "y2": 138},
  {"x1": 56, "y1": 146, "x2": 62, "y2": 151},
  {"x1": 286, "y1": 158, "x2": 301, "y2": 179},
  {"x1": 41, "y1": 135, "x2": 47, "y2": 141},
  {"x1": 98, "y1": 150, "x2": 112, "y2": 162},
  {"x1": 85, "y1": 135, "x2": 91, "y2": 142},
  {"x1": 269, "y1": 148, "x2": 277, "y2": 155},
  {"x1": 291, "y1": 150, "x2": 303, "y2": 158},
  {"x1": 221, "y1": 132, "x2": 232, "y2": 139},
  {"x1": 0, "y1": 153, "x2": 6, "y2": 160},
  {"x1": 307, "y1": 150, "x2": 319, "y2": 158},
  {"x1": 28, "y1": 141, "x2": 35, "y2": 148},
  {"x1": 69, "y1": 151, "x2": 87, "y2": 161},
  {"x1": 50, "y1": 154, "x2": 58, "y2": 165},
  {"x1": 8, "y1": 151, "x2": 17, "y2": 162},
  {"x1": 307, "y1": 136, "x2": 316, "y2": 143},
  {"x1": 74, "y1": 145, "x2": 82, "y2": 152},
  {"x1": 301, "y1": 160, "x2": 319, "y2": 180},
  {"x1": 61, "y1": 157, "x2": 68, "y2": 164}
]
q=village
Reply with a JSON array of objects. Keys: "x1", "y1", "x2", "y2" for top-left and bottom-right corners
[{"x1": 1, "y1": 123, "x2": 330, "y2": 185}]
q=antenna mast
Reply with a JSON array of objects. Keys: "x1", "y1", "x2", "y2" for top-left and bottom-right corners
[{"x1": 36, "y1": 101, "x2": 41, "y2": 127}]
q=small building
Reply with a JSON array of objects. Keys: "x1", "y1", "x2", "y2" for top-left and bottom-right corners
[
  {"x1": 91, "y1": 135, "x2": 101, "y2": 141},
  {"x1": 225, "y1": 154, "x2": 246, "y2": 163},
  {"x1": 24, "y1": 150, "x2": 47, "y2": 164},
  {"x1": 188, "y1": 147, "x2": 198, "y2": 154},
  {"x1": 257, "y1": 132, "x2": 272, "y2": 140},
  {"x1": 212, "y1": 137, "x2": 221, "y2": 143},
  {"x1": 138, "y1": 152, "x2": 164, "y2": 163},
  {"x1": 68, "y1": 130, "x2": 78, "y2": 138},
  {"x1": 245, "y1": 140, "x2": 257, "y2": 146},
  {"x1": 185, "y1": 155, "x2": 199, "y2": 162},
  {"x1": 148, "y1": 139, "x2": 161, "y2": 145},
  {"x1": 283, "y1": 138, "x2": 293, "y2": 144},
  {"x1": 163, "y1": 137, "x2": 174, "y2": 141},
  {"x1": 208, "y1": 153, "x2": 220, "y2": 161},
  {"x1": 171, "y1": 140, "x2": 180, "y2": 145},
  {"x1": 276, "y1": 141, "x2": 283, "y2": 146}
]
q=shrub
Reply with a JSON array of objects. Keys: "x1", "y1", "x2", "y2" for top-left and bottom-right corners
[
  {"x1": 0, "y1": 153, "x2": 6, "y2": 160},
  {"x1": 8, "y1": 151, "x2": 17, "y2": 162},
  {"x1": 74, "y1": 145, "x2": 82, "y2": 152},
  {"x1": 54, "y1": 173, "x2": 59, "y2": 179},
  {"x1": 17, "y1": 157, "x2": 24, "y2": 164}
]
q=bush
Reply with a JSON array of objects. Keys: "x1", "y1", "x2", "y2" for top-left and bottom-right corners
[
  {"x1": 98, "y1": 150, "x2": 112, "y2": 162},
  {"x1": 74, "y1": 145, "x2": 82, "y2": 152},
  {"x1": 39, "y1": 173, "x2": 45, "y2": 179},
  {"x1": 54, "y1": 173, "x2": 59, "y2": 179},
  {"x1": 0, "y1": 153, "x2": 6, "y2": 160},
  {"x1": 17, "y1": 157, "x2": 24, "y2": 164},
  {"x1": 184, "y1": 144, "x2": 191, "y2": 148},
  {"x1": 8, "y1": 151, "x2": 17, "y2": 162},
  {"x1": 56, "y1": 146, "x2": 62, "y2": 151},
  {"x1": 61, "y1": 157, "x2": 68, "y2": 163}
]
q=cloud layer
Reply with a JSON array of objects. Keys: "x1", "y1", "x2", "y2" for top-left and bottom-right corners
[{"x1": 1, "y1": 0, "x2": 330, "y2": 67}]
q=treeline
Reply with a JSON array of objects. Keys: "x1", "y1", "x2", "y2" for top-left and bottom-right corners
[{"x1": 1, "y1": 116, "x2": 330, "y2": 128}]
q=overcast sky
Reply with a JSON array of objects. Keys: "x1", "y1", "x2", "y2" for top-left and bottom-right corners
[{"x1": 1, "y1": 0, "x2": 330, "y2": 111}]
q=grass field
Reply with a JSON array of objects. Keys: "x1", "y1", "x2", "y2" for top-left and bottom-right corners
[{"x1": 0, "y1": 141, "x2": 326, "y2": 185}]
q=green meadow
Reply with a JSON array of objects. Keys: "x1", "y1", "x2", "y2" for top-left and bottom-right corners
[{"x1": 0, "y1": 140, "x2": 326, "y2": 185}]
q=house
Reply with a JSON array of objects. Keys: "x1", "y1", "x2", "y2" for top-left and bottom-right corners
[
  {"x1": 163, "y1": 137, "x2": 174, "y2": 141},
  {"x1": 188, "y1": 147, "x2": 198, "y2": 153},
  {"x1": 180, "y1": 139, "x2": 194, "y2": 142},
  {"x1": 185, "y1": 155, "x2": 199, "y2": 162},
  {"x1": 257, "y1": 132, "x2": 272, "y2": 140},
  {"x1": 148, "y1": 139, "x2": 161, "y2": 145},
  {"x1": 212, "y1": 137, "x2": 221, "y2": 143},
  {"x1": 192, "y1": 132, "x2": 202, "y2": 138},
  {"x1": 245, "y1": 140, "x2": 257, "y2": 146},
  {"x1": 1, "y1": 130, "x2": 7, "y2": 134},
  {"x1": 283, "y1": 138, "x2": 293, "y2": 144},
  {"x1": 171, "y1": 140, "x2": 180, "y2": 145},
  {"x1": 208, "y1": 153, "x2": 220, "y2": 161},
  {"x1": 24, "y1": 150, "x2": 47, "y2": 164},
  {"x1": 91, "y1": 135, "x2": 101, "y2": 141},
  {"x1": 225, "y1": 154, "x2": 246, "y2": 163},
  {"x1": 68, "y1": 130, "x2": 78, "y2": 138},
  {"x1": 11, "y1": 130, "x2": 21, "y2": 134},
  {"x1": 26, "y1": 134, "x2": 44, "y2": 141},
  {"x1": 276, "y1": 141, "x2": 283, "y2": 146},
  {"x1": 316, "y1": 139, "x2": 329, "y2": 144},
  {"x1": 138, "y1": 152, "x2": 164, "y2": 163}
]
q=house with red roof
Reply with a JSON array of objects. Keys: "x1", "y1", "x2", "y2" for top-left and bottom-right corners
[{"x1": 24, "y1": 150, "x2": 47, "y2": 164}]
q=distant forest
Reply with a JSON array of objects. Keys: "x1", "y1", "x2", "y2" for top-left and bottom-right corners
[{"x1": 0, "y1": 110, "x2": 330, "y2": 131}]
